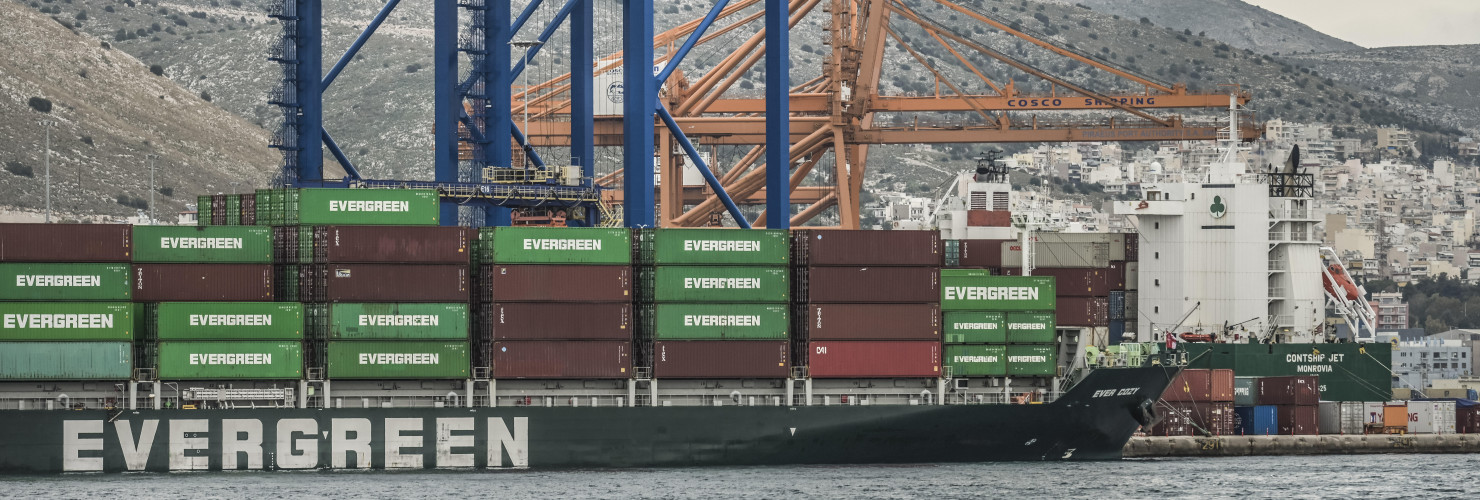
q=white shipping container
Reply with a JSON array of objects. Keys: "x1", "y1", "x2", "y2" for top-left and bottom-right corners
[
  {"x1": 1407, "y1": 400, "x2": 1457, "y2": 434},
  {"x1": 1362, "y1": 402, "x2": 1386, "y2": 426},
  {"x1": 1001, "y1": 241, "x2": 1112, "y2": 268},
  {"x1": 1340, "y1": 401, "x2": 1365, "y2": 435}
]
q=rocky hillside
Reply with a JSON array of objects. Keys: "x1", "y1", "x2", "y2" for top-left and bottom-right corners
[
  {"x1": 1040, "y1": 0, "x2": 1362, "y2": 55},
  {"x1": 0, "y1": 0, "x2": 276, "y2": 220},
  {"x1": 1286, "y1": 45, "x2": 1480, "y2": 132}
]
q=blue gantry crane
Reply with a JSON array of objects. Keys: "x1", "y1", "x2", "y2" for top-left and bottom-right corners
[{"x1": 264, "y1": 0, "x2": 792, "y2": 229}]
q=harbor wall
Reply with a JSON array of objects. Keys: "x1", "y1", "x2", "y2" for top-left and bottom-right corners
[{"x1": 1124, "y1": 434, "x2": 1480, "y2": 457}]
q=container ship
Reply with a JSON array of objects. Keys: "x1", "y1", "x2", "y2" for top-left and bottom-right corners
[{"x1": 0, "y1": 193, "x2": 1177, "y2": 473}]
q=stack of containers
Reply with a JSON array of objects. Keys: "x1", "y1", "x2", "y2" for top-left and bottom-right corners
[
  {"x1": 299, "y1": 225, "x2": 471, "y2": 381},
  {"x1": 131, "y1": 225, "x2": 293, "y2": 380},
  {"x1": 196, "y1": 193, "x2": 257, "y2": 226},
  {"x1": 636, "y1": 228, "x2": 791, "y2": 379},
  {"x1": 478, "y1": 227, "x2": 632, "y2": 379},
  {"x1": 0, "y1": 224, "x2": 135, "y2": 382},
  {"x1": 1257, "y1": 375, "x2": 1320, "y2": 435},
  {"x1": 1157, "y1": 368, "x2": 1236, "y2": 435},
  {"x1": 938, "y1": 271, "x2": 1056, "y2": 379},
  {"x1": 792, "y1": 231, "x2": 941, "y2": 379}
]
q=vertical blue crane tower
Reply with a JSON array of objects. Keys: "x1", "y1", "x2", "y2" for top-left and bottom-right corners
[{"x1": 267, "y1": 0, "x2": 790, "y2": 229}]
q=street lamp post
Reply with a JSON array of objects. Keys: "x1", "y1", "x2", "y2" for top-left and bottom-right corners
[
  {"x1": 39, "y1": 120, "x2": 55, "y2": 223},
  {"x1": 146, "y1": 154, "x2": 158, "y2": 224},
  {"x1": 511, "y1": 40, "x2": 543, "y2": 169}
]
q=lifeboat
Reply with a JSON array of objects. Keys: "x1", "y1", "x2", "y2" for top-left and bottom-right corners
[{"x1": 1322, "y1": 264, "x2": 1360, "y2": 302}]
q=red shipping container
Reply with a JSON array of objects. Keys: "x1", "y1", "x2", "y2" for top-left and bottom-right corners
[
  {"x1": 0, "y1": 224, "x2": 132, "y2": 262},
  {"x1": 1458, "y1": 407, "x2": 1480, "y2": 434},
  {"x1": 485, "y1": 302, "x2": 632, "y2": 340},
  {"x1": 1161, "y1": 369, "x2": 1213, "y2": 402},
  {"x1": 240, "y1": 196, "x2": 257, "y2": 226},
  {"x1": 1192, "y1": 402, "x2": 1238, "y2": 436},
  {"x1": 798, "y1": 266, "x2": 939, "y2": 304},
  {"x1": 800, "y1": 303, "x2": 940, "y2": 340},
  {"x1": 966, "y1": 210, "x2": 1012, "y2": 227},
  {"x1": 306, "y1": 264, "x2": 468, "y2": 302},
  {"x1": 1056, "y1": 297, "x2": 1108, "y2": 326},
  {"x1": 313, "y1": 226, "x2": 470, "y2": 263},
  {"x1": 1211, "y1": 369, "x2": 1235, "y2": 402},
  {"x1": 1124, "y1": 237, "x2": 1139, "y2": 262},
  {"x1": 132, "y1": 264, "x2": 273, "y2": 301},
  {"x1": 480, "y1": 265, "x2": 631, "y2": 302},
  {"x1": 1002, "y1": 267, "x2": 1109, "y2": 297},
  {"x1": 806, "y1": 341, "x2": 940, "y2": 378},
  {"x1": 1276, "y1": 405, "x2": 1319, "y2": 435},
  {"x1": 792, "y1": 230, "x2": 940, "y2": 266},
  {"x1": 959, "y1": 239, "x2": 1011, "y2": 268},
  {"x1": 652, "y1": 340, "x2": 790, "y2": 379},
  {"x1": 1257, "y1": 376, "x2": 1320, "y2": 405},
  {"x1": 1151, "y1": 401, "x2": 1195, "y2": 436},
  {"x1": 1107, "y1": 261, "x2": 1127, "y2": 290},
  {"x1": 492, "y1": 340, "x2": 631, "y2": 379}
]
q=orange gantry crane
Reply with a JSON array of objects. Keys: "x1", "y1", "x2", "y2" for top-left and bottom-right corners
[{"x1": 479, "y1": 0, "x2": 1259, "y2": 228}]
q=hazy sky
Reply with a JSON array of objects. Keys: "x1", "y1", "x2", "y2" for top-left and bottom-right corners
[{"x1": 1244, "y1": 0, "x2": 1480, "y2": 48}]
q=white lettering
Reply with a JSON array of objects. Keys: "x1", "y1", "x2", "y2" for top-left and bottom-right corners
[
  {"x1": 276, "y1": 418, "x2": 319, "y2": 469},
  {"x1": 189, "y1": 353, "x2": 273, "y2": 365},
  {"x1": 521, "y1": 238, "x2": 602, "y2": 251},
  {"x1": 114, "y1": 419, "x2": 159, "y2": 471},
  {"x1": 1008, "y1": 322, "x2": 1048, "y2": 331},
  {"x1": 683, "y1": 277, "x2": 762, "y2": 289},
  {"x1": 952, "y1": 322, "x2": 1000, "y2": 330},
  {"x1": 168, "y1": 419, "x2": 210, "y2": 471},
  {"x1": 189, "y1": 314, "x2": 273, "y2": 326},
  {"x1": 160, "y1": 237, "x2": 244, "y2": 249},
  {"x1": 357, "y1": 353, "x2": 441, "y2": 365},
  {"x1": 488, "y1": 417, "x2": 529, "y2": 468},
  {"x1": 15, "y1": 275, "x2": 102, "y2": 287},
  {"x1": 384, "y1": 418, "x2": 423, "y2": 469},
  {"x1": 328, "y1": 200, "x2": 411, "y2": 212},
  {"x1": 332, "y1": 418, "x2": 373, "y2": 469},
  {"x1": 1009, "y1": 355, "x2": 1049, "y2": 363},
  {"x1": 358, "y1": 315, "x2": 440, "y2": 327},
  {"x1": 682, "y1": 240, "x2": 761, "y2": 252},
  {"x1": 4, "y1": 313, "x2": 115, "y2": 329},
  {"x1": 221, "y1": 419, "x2": 264, "y2": 470},
  {"x1": 435, "y1": 418, "x2": 475, "y2": 468},
  {"x1": 683, "y1": 315, "x2": 761, "y2": 326},
  {"x1": 62, "y1": 420, "x2": 104, "y2": 472},
  {"x1": 952, "y1": 355, "x2": 1000, "y2": 363},
  {"x1": 944, "y1": 286, "x2": 1041, "y2": 301}
]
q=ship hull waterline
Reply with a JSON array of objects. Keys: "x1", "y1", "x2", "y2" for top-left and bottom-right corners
[{"x1": 0, "y1": 367, "x2": 1176, "y2": 473}]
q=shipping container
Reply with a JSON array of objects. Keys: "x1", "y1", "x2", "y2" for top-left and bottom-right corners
[
  {"x1": 0, "y1": 341, "x2": 131, "y2": 380},
  {"x1": 1423, "y1": 388, "x2": 1478, "y2": 399},
  {"x1": 1383, "y1": 403, "x2": 1409, "y2": 429},
  {"x1": 1458, "y1": 406, "x2": 1480, "y2": 434},
  {"x1": 807, "y1": 341, "x2": 940, "y2": 378},
  {"x1": 156, "y1": 341, "x2": 303, "y2": 379},
  {"x1": 1124, "y1": 236, "x2": 1139, "y2": 261},
  {"x1": 1056, "y1": 297, "x2": 1108, "y2": 326},
  {"x1": 287, "y1": 189, "x2": 440, "y2": 226},
  {"x1": 1176, "y1": 401, "x2": 1237, "y2": 436},
  {"x1": 1162, "y1": 369, "x2": 1213, "y2": 402},
  {"x1": 485, "y1": 303, "x2": 632, "y2": 340},
  {"x1": 240, "y1": 194, "x2": 257, "y2": 225},
  {"x1": 0, "y1": 263, "x2": 132, "y2": 301},
  {"x1": 1211, "y1": 369, "x2": 1235, "y2": 402},
  {"x1": 803, "y1": 303, "x2": 942, "y2": 341},
  {"x1": 958, "y1": 239, "x2": 1011, "y2": 268},
  {"x1": 1005, "y1": 312, "x2": 1056, "y2": 344},
  {"x1": 1256, "y1": 375, "x2": 1320, "y2": 406},
  {"x1": 1318, "y1": 401, "x2": 1368, "y2": 435},
  {"x1": 0, "y1": 224, "x2": 132, "y2": 262},
  {"x1": 1002, "y1": 267, "x2": 1109, "y2": 297},
  {"x1": 942, "y1": 311, "x2": 1004, "y2": 344},
  {"x1": 652, "y1": 340, "x2": 788, "y2": 379},
  {"x1": 642, "y1": 266, "x2": 789, "y2": 303},
  {"x1": 943, "y1": 345, "x2": 1007, "y2": 376},
  {"x1": 1392, "y1": 388, "x2": 1414, "y2": 400},
  {"x1": 939, "y1": 272, "x2": 1054, "y2": 311},
  {"x1": 131, "y1": 264, "x2": 273, "y2": 302},
  {"x1": 1362, "y1": 402, "x2": 1386, "y2": 427},
  {"x1": 1006, "y1": 345, "x2": 1057, "y2": 376},
  {"x1": 1108, "y1": 320, "x2": 1125, "y2": 343},
  {"x1": 798, "y1": 266, "x2": 938, "y2": 304},
  {"x1": 1000, "y1": 233, "x2": 1125, "y2": 268},
  {"x1": 1152, "y1": 401, "x2": 1195, "y2": 436},
  {"x1": 965, "y1": 210, "x2": 1011, "y2": 227},
  {"x1": 648, "y1": 303, "x2": 788, "y2": 340},
  {"x1": 492, "y1": 340, "x2": 632, "y2": 379},
  {"x1": 1108, "y1": 291, "x2": 1125, "y2": 319},
  {"x1": 1340, "y1": 401, "x2": 1366, "y2": 435},
  {"x1": 477, "y1": 227, "x2": 630, "y2": 265},
  {"x1": 1107, "y1": 261, "x2": 1127, "y2": 290},
  {"x1": 310, "y1": 226, "x2": 470, "y2": 264},
  {"x1": 305, "y1": 264, "x2": 467, "y2": 303},
  {"x1": 1277, "y1": 405, "x2": 1318, "y2": 435},
  {"x1": 153, "y1": 302, "x2": 303, "y2": 340},
  {"x1": 326, "y1": 341, "x2": 470, "y2": 379},
  {"x1": 791, "y1": 230, "x2": 941, "y2": 267},
  {"x1": 1235, "y1": 405, "x2": 1279, "y2": 435},
  {"x1": 635, "y1": 228, "x2": 789, "y2": 265},
  {"x1": 325, "y1": 303, "x2": 468, "y2": 340},
  {"x1": 0, "y1": 302, "x2": 134, "y2": 341},
  {"x1": 943, "y1": 240, "x2": 960, "y2": 268},
  {"x1": 480, "y1": 265, "x2": 630, "y2": 303},
  {"x1": 1408, "y1": 400, "x2": 1458, "y2": 434},
  {"x1": 131, "y1": 226, "x2": 273, "y2": 263},
  {"x1": 1125, "y1": 262, "x2": 1139, "y2": 290}
]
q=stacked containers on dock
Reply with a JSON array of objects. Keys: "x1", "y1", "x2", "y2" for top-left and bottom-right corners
[
  {"x1": 637, "y1": 228, "x2": 790, "y2": 379},
  {"x1": 1255, "y1": 375, "x2": 1320, "y2": 435},
  {"x1": 1157, "y1": 369, "x2": 1236, "y2": 436},
  {"x1": 290, "y1": 223, "x2": 470, "y2": 380},
  {"x1": 793, "y1": 230, "x2": 941, "y2": 379},
  {"x1": 131, "y1": 225, "x2": 286, "y2": 379},
  {"x1": 0, "y1": 224, "x2": 135, "y2": 381},
  {"x1": 938, "y1": 271, "x2": 1056, "y2": 380},
  {"x1": 479, "y1": 227, "x2": 631, "y2": 379}
]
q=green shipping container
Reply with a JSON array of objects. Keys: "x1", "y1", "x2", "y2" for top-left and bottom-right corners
[
  {"x1": 327, "y1": 341, "x2": 470, "y2": 379},
  {"x1": 635, "y1": 228, "x2": 790, "y2": 265},
  {"x1": 156, "y1": 341, "x2": 303, "y2": 379},
  {"x1": 939, "y1": 271, "x2": 1055, "y2": 311},
  {"x1": 292, "y1": 189, "x2": 440, "y2": 226},
  {"x1": 153, "y1": 302, "x2": 304, "y2": 340},
  {"x1": 649, "y1": 303, "x2": 789, "y2": 340},
  {"x1": 1007, "y1": 345, "x2": 1057, "y2": 376},
  {"x1": 1006, "y1": 312, "x2": 1056, "y2": 344},
  {"x1": 0, "y1": 341, "x2": 132, "y2": 380},
  {"x1": 1181, "y1": 342, "x2": 1393, "y2": 401},
  {"x1": 327, "y1": 303, "x2": 469, "y2": 340},
  {"x1": 944, "y1": 345, "x2": 1007, "y2": 376},
  {"x1": 0, "y1": 302, "x2": 135, "y2": 341},
  {"x1": 132, "y1": 226, "x2": 274, "y2": 263},
  {"x1": 196, "y1": 195, "x2": 213, "y2": 226},
  {"x1": 225, "y1": 195, "x2": 242, "y2": 226},
  {"x1": 639, "y1": 266, "x2": 789, "y2": 303},
  {"x1": 0, "y1": 263, "x2": 131, "y2": 301},
  {"x1": 942, "y1": 311, "x2": 1005, "y2": 344},
  {"x1": 477, "y1": 227, "x2": 631, "y2": 265}
]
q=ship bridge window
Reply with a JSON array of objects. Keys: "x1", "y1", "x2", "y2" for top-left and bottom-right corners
[
  {"x1": 1154, "y1": 222, "x2": 1160, "y2": 229},
  {"x1": 1191, "y1": 193, "x2": 1195, "y2": 200}
]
